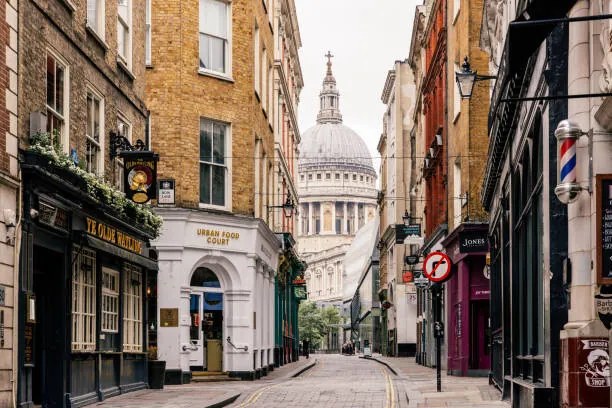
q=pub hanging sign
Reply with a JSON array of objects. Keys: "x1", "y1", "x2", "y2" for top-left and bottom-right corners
[{"x1": 123, "y1": 152, "x2": 159, "y2": 204}]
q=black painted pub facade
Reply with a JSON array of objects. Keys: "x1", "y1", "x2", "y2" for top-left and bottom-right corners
[{"x1": 18, "y1": 153, "x2": 158, "y2": 407}]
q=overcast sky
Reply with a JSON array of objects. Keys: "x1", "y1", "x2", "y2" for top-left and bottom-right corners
[{"x1": 295, "y1": 0, "x2": 421, "y2": 171}]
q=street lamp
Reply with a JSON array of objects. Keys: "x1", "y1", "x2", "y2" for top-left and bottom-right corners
[
  {"x1": 455, "y1": 57, "x2": 497, "y2": 99},
  {"x1": 267, "y1": 192, "x2": 295, "y2": 218}
]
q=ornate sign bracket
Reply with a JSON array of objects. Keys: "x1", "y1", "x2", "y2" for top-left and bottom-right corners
[{"x1": 109, "y1": 131, "x2": 148, "y2": 159}]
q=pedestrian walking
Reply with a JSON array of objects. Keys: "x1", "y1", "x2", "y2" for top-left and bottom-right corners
[{"x1": 303, "y1": 339, "x2": 310, "y2": 359}]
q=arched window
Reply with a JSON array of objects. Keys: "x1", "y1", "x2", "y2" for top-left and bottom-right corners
[{"x1": 190, "y1": 267, "x2": 220, "y2": 288}]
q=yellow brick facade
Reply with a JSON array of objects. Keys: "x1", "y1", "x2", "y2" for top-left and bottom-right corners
[
  {"x1": 146, "y1": 0, "x2": 275, "y2": 215},
  {"x1": 446, "y1": 0, "x2": 490, "y2": 227}
]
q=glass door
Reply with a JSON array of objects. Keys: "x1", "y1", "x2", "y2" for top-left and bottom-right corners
[{"x1": 189, "y1": 293, "x2": 204, "y2": 368}]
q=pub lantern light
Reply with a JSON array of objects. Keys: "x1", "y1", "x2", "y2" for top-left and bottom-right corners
[
  {"x1": 554, "y1": 119, "x2": 584, "y2": 204},
  {"x1": 402, "y1": 209, "x2": 411, "y2": 225},
  {"x1": 455, "y1": 57, "x2": 497, "y2": 99},
  {"x1": 267, "y1": 190, "x2": 295, "y2": 218}
]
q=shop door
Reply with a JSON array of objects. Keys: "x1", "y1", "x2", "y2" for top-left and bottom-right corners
[
  {"x1": 188, "y1": 293, "x2": 205, "y2": 369},
  {"x1": 32, "y1": 246, "x2": 65, "y2": 407},
  {"x1": 202, "y1": 292, "x2": 223, "y2": 372},
  {"x1": 470, "y1": 301, "x2": 491, "y2": 370}
]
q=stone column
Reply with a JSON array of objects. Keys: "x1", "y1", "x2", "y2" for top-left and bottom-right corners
[
  {"x1": 331, "y1": 203, "x2": 337, "y2": 234},
  {"x1": 319, "y1": 202, "x2": 324, "y2": 234},
  {"x1": 354, "y1": 202, "x2": 359, "y2": 232},
  {"x1": 343, "y1": 202, "x2": 348, "y2": 234},
  {"x1": 308, "y1": 202, "x2": 313, "y2": 235}
]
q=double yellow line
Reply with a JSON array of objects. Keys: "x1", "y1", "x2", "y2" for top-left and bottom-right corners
[
  {"x1": 238, "y1": 360, "x2": 320, "y2": 407},
  {"x1": 381, "y1": 367, "x2": 396, "y2": 408}
]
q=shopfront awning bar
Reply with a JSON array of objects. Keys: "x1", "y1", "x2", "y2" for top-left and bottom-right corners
[
  {"x1": 501, "y1": 92, "x2": 612, "y2": 103},
  {"x1": 509, "y1": 13, "x2": 612, "y2": 28}
]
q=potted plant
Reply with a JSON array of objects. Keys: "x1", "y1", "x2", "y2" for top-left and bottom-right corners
[{"x1": 147, "y1": 346, "x2": 166, "y2": 389}]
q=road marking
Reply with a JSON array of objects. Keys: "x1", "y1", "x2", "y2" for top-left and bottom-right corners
[
  {"x1": 381, "y1": 366, "x2": 396, "y2": 408},
  {"x1": 238, "y1": 360, "x2": 319, "y2": 407}
]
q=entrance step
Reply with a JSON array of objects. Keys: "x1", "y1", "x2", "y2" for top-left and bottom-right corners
[{"x1": 191, "y1": 371, "x2": 240, "y2": 382}]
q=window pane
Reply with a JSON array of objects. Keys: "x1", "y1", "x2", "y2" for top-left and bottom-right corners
[
  {"x1": 118, "y1": 23, "x2": 127, "y2": 59},
  {"x1": 118, "y1": 0, "x2": 128, "y2": 21},
  {"x1": 200, "y1": 163, "x2": 211, "y2": 204},
  {"x1": 200, "y1": 120, "x2": 212, "y2": 162},
  {"x1": 46, "y1": 56, "x2": 55, "y2": 109},
  {"x1": 212, "y1": 165, "x2": 225, "y2": 206},
  {"x1": 213, "y1": 123, "x2": 225, "y2": 164},
  {"x1": 87, "y1": 95, "x2": 93, "y2": 138},
  {"x1": 87, "y1": 0, "x2": 97, "y2": 28},
  {"x1": 93, "y1": 98, "x2": 100, "y2": 141},
  {"x1": 199, "y1": 34, "x2": 210, "y2": 70},
  {"x1": 201, "y1": 0, "x2": 227, "y2": 38},
  {"x1": 55, "y1": 64, "x2": 64, "y2": 115},
  {"x1": 210, "y1": 36, "x2": 225, "y2": 73}
]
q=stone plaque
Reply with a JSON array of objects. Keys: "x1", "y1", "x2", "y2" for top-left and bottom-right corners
[{"x1": 160, "y1": 308, "x2": 179, "y2": 327}]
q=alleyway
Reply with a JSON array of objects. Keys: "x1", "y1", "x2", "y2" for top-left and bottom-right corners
[{"x1": 94, "y1": 354, "x2": 510, "y2": 408}]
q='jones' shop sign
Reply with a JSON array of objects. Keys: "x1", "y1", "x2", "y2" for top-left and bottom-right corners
[{"x1": 459, "y1": 231, "x2": 488, "y2": 253}]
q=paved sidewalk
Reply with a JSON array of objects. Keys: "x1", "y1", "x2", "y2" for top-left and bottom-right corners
[
  {"x1": 93, "y1": 357, "x2": 315, "y2": 408},
  {"x1": 372, "y1": 355, "x2": 510, "y2": 408}
]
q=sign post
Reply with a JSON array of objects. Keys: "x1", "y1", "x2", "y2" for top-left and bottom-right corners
[{"x1": 422, "y1": 252, "x2": 452, "y2": 393}]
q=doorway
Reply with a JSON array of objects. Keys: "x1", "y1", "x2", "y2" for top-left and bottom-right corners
[
  {"x1": 470, "y1": 300, "x2": 491, "y2": 370},
  {"x1": 32, "y1": 246, "x2": 65, "y2": 407},
  {"x1": 189, "y1": 268, "x2": 223, "y2": 372}
]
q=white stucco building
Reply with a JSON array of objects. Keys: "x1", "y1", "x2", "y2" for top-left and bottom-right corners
[{"x1": 298, "y1": 55, "x2": 378, "y2": 307}]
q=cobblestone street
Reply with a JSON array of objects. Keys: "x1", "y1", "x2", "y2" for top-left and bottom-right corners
[{"x1": 232, "y1": 355, "x2": 394, "y2": 408}]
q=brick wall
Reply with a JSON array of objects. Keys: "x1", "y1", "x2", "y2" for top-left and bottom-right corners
[{"x1": 146, "y1": 0, "x2": 275, "y2": 215}]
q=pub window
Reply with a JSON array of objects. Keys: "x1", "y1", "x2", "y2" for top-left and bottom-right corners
[
  {"x1": 72, "y1": 247, "x2": 97, "y2": 352},
  {"x1": 86, "y1": 89, "x2": 104, "y2": 175},
  {"x1": 114, "y1": 114, "x2": 131, "y2": 189},
  {"x1": 46, "y1": 51, "x2": 68, "y2": 150},
  {"x1": 101, "y1": 267, "x2": 120, "y2": 333},
  {"x1": 123, "y1": 263, "x2": 143, "y2": 352}
]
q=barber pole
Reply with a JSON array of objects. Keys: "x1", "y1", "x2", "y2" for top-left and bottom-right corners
[{"x1": 554, "y1": 120, "x2": 582, "y2": 204}]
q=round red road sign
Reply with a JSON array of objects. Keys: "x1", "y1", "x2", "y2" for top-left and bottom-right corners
[{"x1": 422, "y1": 251, "x2": 452, "y2": 282}]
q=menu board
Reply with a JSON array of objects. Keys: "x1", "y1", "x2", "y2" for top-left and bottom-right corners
[
  {"x1": 597, "y1": 175, "x2": 612, "y2": 284},
  {"x1": 24, "y1": 323, "x2": 34, "y2": 366}
]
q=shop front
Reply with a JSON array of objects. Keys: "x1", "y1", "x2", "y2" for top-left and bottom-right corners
[
  {"x1": 18, "y1": 152, "x2": 159, "y2": 407},
  {"x1": 153, "y1": 209, "x2": 280, "y2": 383},
  {"x1": 442, "y1": 223, "x2": 490, "y2": 377}
]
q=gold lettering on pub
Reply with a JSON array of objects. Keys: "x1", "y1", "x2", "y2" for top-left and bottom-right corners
[{"x1": 86, "y1": 217, "x2": 143, "y2": 254}]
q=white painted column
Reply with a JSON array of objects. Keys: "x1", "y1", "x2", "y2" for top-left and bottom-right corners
[
  {"x1": 255, "y1": 261, "x2": 262, "y2": 370},
  {"x1": 343, "y1": 202, "x2": 348, "y2": 234}
]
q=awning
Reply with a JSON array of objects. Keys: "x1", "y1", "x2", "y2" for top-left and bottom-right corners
[
  {"x1": 507, "y1": 0, "x2": 578, "y2": 75},
  {"x1": 81, "y1": 233, "x2": 158, "y2": 270}
]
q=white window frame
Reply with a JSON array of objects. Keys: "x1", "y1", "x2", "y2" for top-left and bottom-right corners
[
  {"x1": 198, "y1": 0, "x2": 232, "y2": 78},
  {"x1": 45, "y1": 50, "x2": 70, "y2": 154},
  {"x1": 102, "y1": 267, "x2": 120, "y2": 333},
  {"x1": 123, "y1": 263, "x2": 143, "y2": 352},
  {"x1": 72, "y1": 247, "x2": 96, "y2": 352},
  {"x1": 453, "y1": 0, "x2": 461, "y2": 24},
  {"x1": 454, "y1": 63, "x2": 462, "y2": 121},
  {"x1": 261, "y1": 48, "x2": 267, "y2": 111},
  {"x1": 87, "y1": 0, "x2": 106, "y2": 38},
  {"x1": 114, "y1": 113, "x2": 131, "y2": 189},
  {"x1": 254, "y1": 23, "x2": 260, "y2": 95},
  {"x1": 199, "y1": 118, "x2": 232, "y2": 210},
  {"x1": 145, "y1": 0, "x2": 152, "y2": 66},
  {"x1": 117, "y1": 0, "x2": 132, "y2": 69},
  {"x1": 86, "y1": 88, "x2": 104, "y2": 175}
]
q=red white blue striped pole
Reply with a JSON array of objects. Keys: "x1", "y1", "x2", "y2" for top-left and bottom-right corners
[{"x1": 554, "y1": 120, "x2": 583, "y2": 204}]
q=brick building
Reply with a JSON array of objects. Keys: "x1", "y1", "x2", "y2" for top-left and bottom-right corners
[
  {"x1": 16, "y1": 0, "x2": 157, "y2": 406},
  {"x1": 441, "y1": 0, "x2": 491, "y2": 377},
  {"x1": 0, "y1": 0, "x2": 18, "y2": 405},
  {"x1": 147, "y1": 0, "x2": 303, "y2": 382}
]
